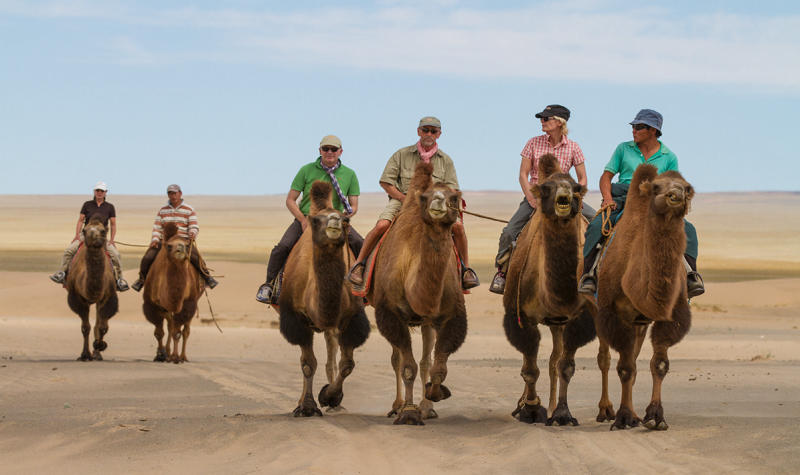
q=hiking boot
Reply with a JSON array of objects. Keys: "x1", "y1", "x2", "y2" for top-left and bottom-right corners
[
  {"x1": 116, "y1": 278, "x2": 130, "y2": 292},
  {"x1": 131, "y1": 278, "x2": 144, "y2": 292},
  {"x1": 462, "y1": 267, "x2": 480, "y2": 290},
  {"x1": 489, "y1": 271, "x2": 506, "y2": 294},
  {"x1": 204, "y1": 275, "x2": 219, "y2": 289},
  {"x1": 578, "y1": 272, "x2": 597, "y2": 295},
  {"x1": 348, "y1": 262, "x2": 366, "y2": 286},
  {"x1": 687, "y1": 271, "x2": 705, "y2": 298},
  {"x1": 50, "y1": 271, "x2": 66, "y2": 284},
  {"x1": 256, "y1": 283, "x2": 273, "y2": 304}
]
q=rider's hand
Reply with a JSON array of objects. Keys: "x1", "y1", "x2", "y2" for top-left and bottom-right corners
[
  {"x1": 601, "y1": 198, "x2": 617, "y2": 210},
  {"x1": 150, "y1": 240, "x2": 160, "y2": 248}
]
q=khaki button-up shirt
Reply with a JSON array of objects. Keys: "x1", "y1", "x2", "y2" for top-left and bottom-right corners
[{"x1": 379, "y1": 144, "x2": 459, "y2": 194}]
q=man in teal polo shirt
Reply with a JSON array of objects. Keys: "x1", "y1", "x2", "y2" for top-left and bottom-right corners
[
  {"x1": 255, "y1": 134, "x2": 363, "y2": 303},
  {"x1": 578, "y1": 109, "x2": 704, "y2": 297}
]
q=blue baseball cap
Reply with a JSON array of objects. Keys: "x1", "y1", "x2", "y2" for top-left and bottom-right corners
[{"x1": 629, "y1": 109, "x2": 663, "y2": 132}]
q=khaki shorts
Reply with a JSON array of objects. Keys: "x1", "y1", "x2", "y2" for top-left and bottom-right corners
[{"x1": 377, "y1": 198, "x2": 403, "y2": 222}]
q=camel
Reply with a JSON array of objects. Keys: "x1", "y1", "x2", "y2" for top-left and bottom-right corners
[
  {"x1": 142, "y1": 222, "x2": 204, "y2": 363},
  {"x1": 368, "y1": 162, "x2": 467, "y2": 425},
  {"x1": 65, "y1": 215, "x2": 118, "y2": 361},
  {"x1": 278, "y1": 181, "x2": 370, "y2": 417},
  {"x1": 502, "y1": 154, "x2": 597, "y2": 425},
  {"x1": 595, "y1": 164, "x2": 694, "y2": 430}
]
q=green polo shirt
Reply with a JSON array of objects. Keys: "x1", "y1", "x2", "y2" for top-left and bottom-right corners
[
  {"x1": 379, "y1": 144, "x2": 459, "y2": 193},
  {"x1": 291, "y1": 158, "x2": 360, "y2": 215},
  {"x1": 605, "y1": 141, "x2": 679, "y2": 184}
]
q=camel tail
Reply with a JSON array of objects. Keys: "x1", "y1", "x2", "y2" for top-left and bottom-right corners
[
  {"x1": 537, "y1": 154, "x2": 559, "y2": 181},
  {"x1": 310, "y1": 181, "x2": 333, "y2": 215}
]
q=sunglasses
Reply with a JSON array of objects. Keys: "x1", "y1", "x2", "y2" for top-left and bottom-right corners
[
  {"x1": 320, "y1": 146, "x2": 340, "y2": 152},
  {"x1": 540, "y1": 116, "x2": 555, "y2": 122},
  {"x1": 420, "y1": 127, "x2": 440, "y2": 134},
  {"x1": 632, "y1": 123, "x2": 651, "y2": 131}
]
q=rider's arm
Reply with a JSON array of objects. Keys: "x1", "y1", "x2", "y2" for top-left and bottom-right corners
[
  {"x1": 109, "y1": 217, "x2": 116, "y2": 244},
  {"x1": 599, "y1": 171, "x2": 616, "y2": 209},
  {"x1": 285, "y1": 189, "x2": 306, "y2": 228},
  {"x1": 574, "y1": 162, "x2": 588, "y2": 187},
  {"x1": 518, "y1": 158, "x2": 537, "y2": 208},
  {"x1": 346, "y1": 195, "x2": 358, "y2": 217},
  {"x1": 73, "y1": 214, "x2": 85, "y2": 241},
  {"x1": 380, "y1": 182, "x2": 406, "y2": 202}
]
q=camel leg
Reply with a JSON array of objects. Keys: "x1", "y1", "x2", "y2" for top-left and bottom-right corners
[
  {"x1": 547, "y1": 325, "x2": 564, "y2": 415},
  {"x1": 387, "y1": 347, "x2": 404, "y2": 417},
  {"x1": 394, "y1": 343, "x2": 422, "y2": 425},
  {"x1": 425, "y1": 310, "x2": 466, "y2": 407},
  {"x1": 68, "y1": 293, "x2": 93, "y2": 361},
  {"x1": 375, "y1": 304, "x2": 423, "y2": 425},
  {"x1": 179, "y1": 322, "x2": 191, "y2": 362},
  {"x1": 92, "y1": 293, "x2": 117, "y2": 360},
  {"x1": 503, "y1": 310, "x2": 546, "y2": 423},
  {"x1": 166, "y1": 317, "x2": 180, "y2": 363},
  {"x1": 323, "y1": 330, "x2": 339, "y2": 384},
  {"x1": 318, "y1": 309, "x2": 369, "y2": 412},
  {"x1": 294, "y1": 343, "x2": 322, "y2": 417},
  {"x1": 611, "y1": 324, "x2": 647, "y2": 430},
  {"x1": 596, "y1": 339, "x2": 616, "y2": 422},
  {"x1": 418, "y1": 324, "x2": 438, "y2": 419},
  {"x1": 548, "y1": 310, "x2": 597, "y2": 426},
  {"x1": 153, "y1": 318, "x2": 167, "y2": 362}
]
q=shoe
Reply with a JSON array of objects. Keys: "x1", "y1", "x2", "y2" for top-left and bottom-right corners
[
  {"x1": 204, "y1": 275, "x2": 219, "y2": 289},
  {"x1": 116, "y1": 278, "x2": 130, "y2": 292},
  {"x1": 578, "y1": 273, "x2": 597, "y2": 295},
  {"x1": 348, "y1": 262, "x2": 366, "y2": 286},
  {"x1": 461, "y1": 267, "x2": 480, "y2": 290},
  {"x1": 50, "y1": 271, "x2": 66, "y2": 284},
  {"x1": 489, "y1": 271, "x2": 506, "y2": 294},
  {"x1": 256, "y1": 283, "x2": 273, "y2": 304},
  {"x1": 687, "y1": 271, "x2": 705, "y2": 298},
  {"x1": 131, "y1": 279, "x2": 144, "y2": 292}
]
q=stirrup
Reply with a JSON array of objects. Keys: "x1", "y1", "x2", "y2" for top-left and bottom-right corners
[
  {"x1": 489, "y1": 271, "x2": 506, "y2": 294},
  {"x1": 461, "y1": 267, "x2": 480, "y2": 290},
  {"x1": 578, "y1": 273, "x2": 596, "y2": 294},
  {"x1": 348, "y1": 261, "x2": 366, "y2": 285},
  {"x1": 256, "y1": 283, "x2": 273, "y2": 304}
]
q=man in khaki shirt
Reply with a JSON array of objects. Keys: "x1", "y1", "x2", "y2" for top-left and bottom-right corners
[{"x1": 348, "y1": 116, "x2": 479, "y2": 290}]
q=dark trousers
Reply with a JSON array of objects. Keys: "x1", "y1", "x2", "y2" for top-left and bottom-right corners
[
  {"x1": 495, "y1": 198, "x2": 597, "y2": 268},
  {"x1": 264, "y1": 218, "x2": 364, "y2": 283},
  {"x1": 138, "y1": 242, "x2": 208, "y2": 280}
]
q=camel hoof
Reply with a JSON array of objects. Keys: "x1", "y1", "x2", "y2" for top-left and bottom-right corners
[
  {"x1": 643, "y1": 402, "x2": 669, "y2": 431},
  {"x1": 153, "y1": 350, "x2": 167, "y2": 362},
  {"x1": 77, "y1": 351, "x2": 93, "y2": 361},
  {"x1": 419, "y1": 400, "x2": 438, "y2": 420},
  {"x1": 596, "y1": 404, "x2": 616, "y2": 422},
  {"x1": 424, "y1": 382, "x2": 451, "y2": 402},
  {"x1": 91, "y1": 351, "x2": 103, "y2": 361},
  {"x1": 293, "y1": 396, "x2": 323, "y2": 418},
  {"x1": 610, "y1": 407, "x2": 640, "y2": 431},
  {"x1": 318, "y1": 384, "x2": 344, "y2": 409},
  {"x1": 512, "y1": 401, "x2": 547, "y2": 424},
  {"x1": 393, "y1": 405, "x2": 424, "y2": 426},
  {"x1": 93, "y1": 340, "x2": 107, "y2": 351},
  {"x1": 546, "y1": 401, "x2": 579, "y2": 426}
]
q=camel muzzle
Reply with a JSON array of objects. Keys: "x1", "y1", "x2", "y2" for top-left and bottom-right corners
[
  {"x1": 554, "y1": 190, "x2": 573, "y2": 217},
  {"x1": 428, "y1": 191, "x2": 448, "y2": 219},
  {"x1": 666, "y1": 189, "x2": 685, "y2": 207},
  {"x1": 325, "y1": 214, "x2": 343, "y2": 239}
]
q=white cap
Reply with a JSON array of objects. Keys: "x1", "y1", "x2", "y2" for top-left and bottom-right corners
[{"x1": 93, "y1": 181, "x2": 108, "y2": 192}]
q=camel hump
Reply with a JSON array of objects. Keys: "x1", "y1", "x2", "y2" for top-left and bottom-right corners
[
  {"x1": 310, "y1": 181, "x2": 333, "y2": 215},
  {"x1": 631, "y1": 163, "x2": 659, "y2": 188},
  {"x1": 409, "y1": 162, "x2": 434, "y2": 193},
  {"x1": 163, "y1": 222, "x2": 179, "y2": 240},
  {"x1": 87, "y1": 214, "x2": 105, "y2": 227},
  {"x1": 537, "y1": 154, "x2": 559, "y2": 181}
]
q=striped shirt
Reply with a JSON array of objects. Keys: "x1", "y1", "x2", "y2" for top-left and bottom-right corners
[
  {"x1": 520, "y1": 134, "x2": 585, "y2": 184},
  {"x1": 151, "y1": 200, "x2": 199, "y2": 243}
]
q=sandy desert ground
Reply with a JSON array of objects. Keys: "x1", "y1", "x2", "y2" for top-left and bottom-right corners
[{"x1": 1, "y1": 192, "x2": 799, "y2": 474}]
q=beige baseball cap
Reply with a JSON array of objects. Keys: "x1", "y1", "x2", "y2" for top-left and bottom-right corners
[
  {"x1": 93, "y1": 181, "x2": 108, "y2": 192},
  {"x1": 319, "y1": 135, "x2": 342, "y2": 148},
  {"x1": 166, "y1": 184, "x2": 182, "y2": 193},
  {"x1": 418, "y1": 116, "x2": 441, "y2": 128}
]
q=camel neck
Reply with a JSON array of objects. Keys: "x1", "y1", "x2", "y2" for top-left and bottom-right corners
[
  {"x1": 85, "y1": 243, "x2": 107, "y2": 301},
  {"x1": 541, "y1": 219, "x2": 580, "y2": 305},
  {"x1": 313, "y1": 246, "x2": 346, "y2": 328}
]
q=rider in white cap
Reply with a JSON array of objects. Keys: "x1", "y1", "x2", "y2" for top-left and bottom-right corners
[{"x1": 50, "y1": 181, "x2": 129, "y2": 291}]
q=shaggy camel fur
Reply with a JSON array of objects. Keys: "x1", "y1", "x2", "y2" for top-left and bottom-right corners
[
  {"x1": 503, "y1": 154, "x2": 596, "y2": 425},
  {"x1": 279, "y1": 181, "x2": 370, "y2": 417},
  {"x1": 595, "y1": 164, "x2": 694, "y2": 430},
  {"x1": 65, "y1": 216, "x2": 118, "y2": 361},
  {"x1": 142, "y1": 222, "x2": 204, "y2": 363},
  {"x1": 368, "y1": 162, "x2": 467, "y2": 425}
]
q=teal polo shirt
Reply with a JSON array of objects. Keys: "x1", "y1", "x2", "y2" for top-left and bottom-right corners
[
  {"x1": 604, "y1": 141, "x2": 679, "y2": 184},
  {"x1": 291, "y1": 158, "x2": 360, "y2": 215}
]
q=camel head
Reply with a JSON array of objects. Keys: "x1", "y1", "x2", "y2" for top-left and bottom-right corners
[
  {"x1": 82, "y1": 215, "x2": 108, "y2": 248},
  {"x1": 639, "y1": 170, "x2": 694, "y2": 218},
  {"x1": 419, "y1": 183, "x2": 461, "y2": 227},
  {"x1": 308, "y1": 181, "x2": 350, "y2": 249},
  {"x1": 163, "y1": 222, "x2": 190, "y2": 263},
  {"x1": 532, "y1": 155, "x2": 586, "y2": 220}
]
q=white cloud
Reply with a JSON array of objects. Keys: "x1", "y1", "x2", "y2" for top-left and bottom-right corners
[{"x1": 3, "y1": 0, "x2": 799, "y2": 88}]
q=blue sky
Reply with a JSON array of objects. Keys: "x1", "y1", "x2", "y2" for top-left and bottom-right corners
[{"x1": 2, "y1": 0, "x2": 799, "y2": 195}]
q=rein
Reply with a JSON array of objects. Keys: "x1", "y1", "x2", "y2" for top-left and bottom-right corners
[
  {"x1": 114, "y1": 241, "x2": 150, "y2": 248},
  {"x1": 594, "y1": 203, "x2": 617, "y2": 237},
  {"x1": 447, "y1": 202, "x2": 509, "y2": 224}
]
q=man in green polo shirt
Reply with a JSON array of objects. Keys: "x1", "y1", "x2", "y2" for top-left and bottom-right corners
[
  {"x1": 578, "y1": 109, "x2": 704, "y2": 297},
  {"x1": 255, "y1": 134, "x2": 363, "y2": 304}
]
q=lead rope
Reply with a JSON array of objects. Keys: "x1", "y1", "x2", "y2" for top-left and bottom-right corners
[
  {"x1": 447, "y1": 202, "x2": 509, "y2": 223},
  {"x1": 188, "y1": 237, "x2": 222, "y2": 334},
  {"x1": 514, "y1": 221, "x2": 538, "y2": 328},
  {"x1": 595, "y1": 203, "x2": 616, "y2": 237}
]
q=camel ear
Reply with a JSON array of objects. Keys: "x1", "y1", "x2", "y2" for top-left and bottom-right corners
[
  {"x1": 574, "y1": 183, "x2": 587, "y2": 198},
  {"x1": 685, "y1": 184, "x2": 695, "y2": 201}
]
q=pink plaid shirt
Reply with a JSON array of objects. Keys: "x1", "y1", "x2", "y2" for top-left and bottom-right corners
[{"x1": 520, "y1": 134, "x2": 585, "y2": 184}]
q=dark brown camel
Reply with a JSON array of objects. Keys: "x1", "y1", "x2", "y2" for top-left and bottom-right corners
[
  {"x1": 595, "y1": 164, "x2": 694, "y2": 430},
  {"x1": 502, "y1": 154, "x2": 596, "y2": 425},
  {"x1": 278, "y1": 181, "x2": 370, "y2": 417},
  {"x1": 142, "y1": 222, "x2": 204, "y2": 363},
  {"x1": 368, "y1": 161, "x2": 467, "y2": 425},
  {"x1": 65, "y1": 215, "x2": 118, "y2": 361}
]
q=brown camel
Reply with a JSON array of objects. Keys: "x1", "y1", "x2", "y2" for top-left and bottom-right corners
[
  {"x1": 65, "y1": 215, "x2": 119, "y2": 361},
  {"x1": 368, "y1": 161, "x2": 467, "y2": 425},
  {"x1": 278, "y1": 181, "x2": 370, "y2": 417},
  {"x1": 142, "y1": 222, "x2": 204, "y2": 363},
  {"x1": 502, "y1": 154, "x2": 596, "y2": 425},
  {"x1": 595, "y1": 164, "x2": 694, "y2": 430}
]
